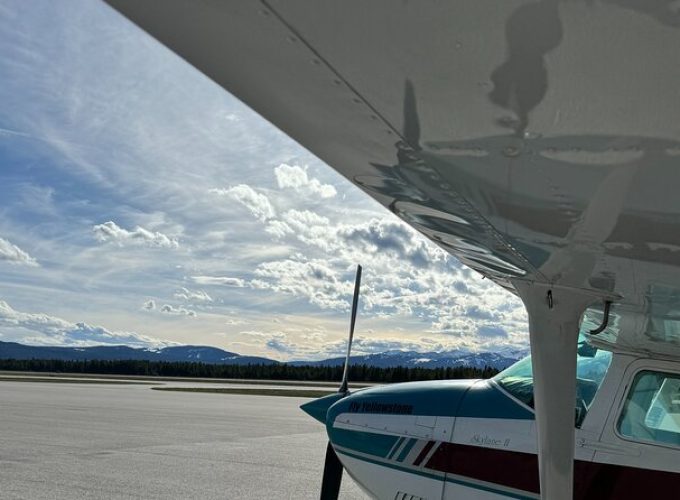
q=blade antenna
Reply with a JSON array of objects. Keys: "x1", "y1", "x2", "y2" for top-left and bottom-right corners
[{"x1": 339, "y1": 264, "x2": 362, "y2": 394}]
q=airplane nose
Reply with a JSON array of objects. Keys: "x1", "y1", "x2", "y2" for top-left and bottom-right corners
[{"x1": 300, "y1": 392, "x2": 346, "y2": 424}]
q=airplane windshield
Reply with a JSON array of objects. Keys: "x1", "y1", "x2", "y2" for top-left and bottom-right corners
[{"x1": 493, "y1": 336, "x2": 613, "y2": 427}]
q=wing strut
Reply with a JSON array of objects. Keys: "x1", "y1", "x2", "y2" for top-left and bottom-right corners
[{"x1": 514, "y1": 282, "x2": 596, "y2": 500}]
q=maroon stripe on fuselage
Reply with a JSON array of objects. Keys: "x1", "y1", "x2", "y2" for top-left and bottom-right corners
[
  {"x1": 424, "y1": 442, "x2": 680, "y2": 499},
  {"x1": 426, "y1": 442, "x2": 539, "y2": 493},
  {"x1": 413, "y1": 440, "x2": 436, "y2": 467}
]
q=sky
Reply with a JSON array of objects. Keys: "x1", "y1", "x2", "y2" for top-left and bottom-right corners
[{"x1": 0, "y1": 0, "x2": 529, "y2": 361}]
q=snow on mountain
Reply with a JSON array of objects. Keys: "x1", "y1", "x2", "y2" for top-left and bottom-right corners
[
  {"x1": 0, "y1": 341, "x2": 278, "y2": 365},
  {"x1": 290, "y1": 349, "x2": 526, "y2": 370},
  {"x1": 0, "y1": 341, "x2": 526, "y2": 370}
]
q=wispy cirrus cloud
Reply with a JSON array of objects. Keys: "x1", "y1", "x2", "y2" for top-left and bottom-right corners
[{"x1": 191, "y1": 276, "x2": 245, "y2": 287}]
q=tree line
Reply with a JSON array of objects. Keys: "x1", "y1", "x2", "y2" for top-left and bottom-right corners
[{"x1": 0, "y1": 358, "x2": 499, "y2": 383}]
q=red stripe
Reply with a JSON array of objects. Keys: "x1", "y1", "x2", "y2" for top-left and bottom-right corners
[
  {"x1": 423, "y1": 442, "x2": 680, "y2": 498},
  {"x1": 426, "y1": 442, "x2": 539, "y2": 493},
  {"x1": 412, "y1": 440, "x2": 435, "y2": 466}
]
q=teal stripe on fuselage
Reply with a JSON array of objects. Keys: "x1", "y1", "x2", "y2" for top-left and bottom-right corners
[
  {"x1": 387, "y1": 437, "x2": 405, "y2": 459},
  {"x1": 396, "y1": 438, "x2": 417, "y2": 462},
  {"x1": 330, "y1": 428, "x2": 399, "y2": 459}
]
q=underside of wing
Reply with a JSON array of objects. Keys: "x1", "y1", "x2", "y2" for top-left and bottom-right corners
[{"x1": 103, "y1": 0, "x2": 680, "y2": 359}]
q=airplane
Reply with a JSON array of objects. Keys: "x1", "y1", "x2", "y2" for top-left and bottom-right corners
[{"x1": 102, "y1": 1, "x2": 680, "y2": 498}]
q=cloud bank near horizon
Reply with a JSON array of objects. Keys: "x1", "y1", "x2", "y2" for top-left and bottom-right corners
[{"x1": 0, "y1": 300, "x2": 168, "y2": 348}]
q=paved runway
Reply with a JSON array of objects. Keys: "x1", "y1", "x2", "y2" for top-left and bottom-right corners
[{"x1": 0, "y1": 381, "x2": 370, "y2": 499}]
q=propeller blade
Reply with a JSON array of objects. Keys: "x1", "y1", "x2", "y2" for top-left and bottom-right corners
[
  {"x1": 320, "y1": 441, "x2": 344, "y2": 500},
  {"x1": 320, "y1": 265, "x2": 361, "y2": 498},
  {"x1": 339, "y1": 264, "x2": 362, "y2": 393}
]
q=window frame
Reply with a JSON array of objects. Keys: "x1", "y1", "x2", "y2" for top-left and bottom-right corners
[
  {"x1": 614, "y1": 364, "x2": 680, "y2": 451},
  {"x1": 488, "y1": 378, "x2": 536, "y2": 415}
]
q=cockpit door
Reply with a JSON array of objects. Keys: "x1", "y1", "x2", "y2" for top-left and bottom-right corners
[{"x1": 586, "y1": 359, "x2": 680, "y2": 496}]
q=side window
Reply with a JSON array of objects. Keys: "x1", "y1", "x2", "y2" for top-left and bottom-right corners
[{"x1": 618, "y1": 370, "x2": 680, "y2": 447}]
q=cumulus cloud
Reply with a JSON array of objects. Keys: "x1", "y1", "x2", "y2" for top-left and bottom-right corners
[
  {"x1": 264, "y1": 220, "x2": 293, "y2": 239},
  {"x1": 218, "y1": 210, "x2": 460, "y2": 317},
  {"x1": 465, "y1": 305, "x2": 498, "y2": 321},
  {"x1": 0, "y1": 300, "x2": 164, "y2": 347},
  {"x1": 192, "y1": 276, "x2": 245, "y2": 287},
  {"x1": 274, "y1": 164, "x2": 337, "y2": 198},
  {"x1": 265, "y1": 333, "x2": 296, "y2": 354},
  {"x1": 160, "y1": 304, "x2": 197, "y2": 317},
  {"x1": 265, "y1": 209, "x2": 443, "y2": 269},
  {"x1": 208, "y1": 202, "x2": 528, "y2": 349},
  {"x1": 242, "y1": 331, "x2": 296, "y2": 356},
  {"x1": 477, "y1": 325, "x2": 508, "y2": 338},
  {"x1": 174, "y1": 287, "x2": 212, "y2": 303},
  {"x1": 143, "y1": 298, "x2": 196, "y2": 317},
  {"x1": 339, "y1": 220, "x2": 437, "y2": 268},
  {"x1": 0, "y1": 237, "x2": 38, "y2": 266},
  {"x1": 92, "y1": 221, "x2": 178, "y2": 248},
  {"x1": 210, "y1": 185, "x2": 275, "y2": 222},
  {"x1": 251, "y1": 258, "x2": 350, "y2": 310},
  {"x1": 264, "y1": 209, "x2": 329, "y2": 240}
]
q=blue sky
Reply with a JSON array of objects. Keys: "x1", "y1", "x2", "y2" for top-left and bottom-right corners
[{"x1": 0, "y1": 1, "x2": 528, "y2": 360}]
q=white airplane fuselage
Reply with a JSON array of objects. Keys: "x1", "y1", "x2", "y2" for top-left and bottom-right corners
[{"x1": 303, "y1": 346, "x2": 680, "y2": 499}]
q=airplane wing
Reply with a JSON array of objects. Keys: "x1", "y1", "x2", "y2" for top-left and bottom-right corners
[{"x1": 102, "y1": 1, "x2": 680, "y2": 498}]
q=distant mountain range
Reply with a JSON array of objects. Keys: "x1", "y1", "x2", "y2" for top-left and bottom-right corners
[
  {"x1": 0, "y1": 341, "x2": 277, "y2": 366},
  {"x1": 0, "y1": 341, "x2": 525, "y2": 370},
  {"x1": 289, "y1": 349, "x2": 525, "y2": 370}
]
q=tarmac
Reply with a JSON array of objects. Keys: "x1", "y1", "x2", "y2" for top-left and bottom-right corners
[{"x1": 0, "y1": 379, "x2": 370, "y2": 499}]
